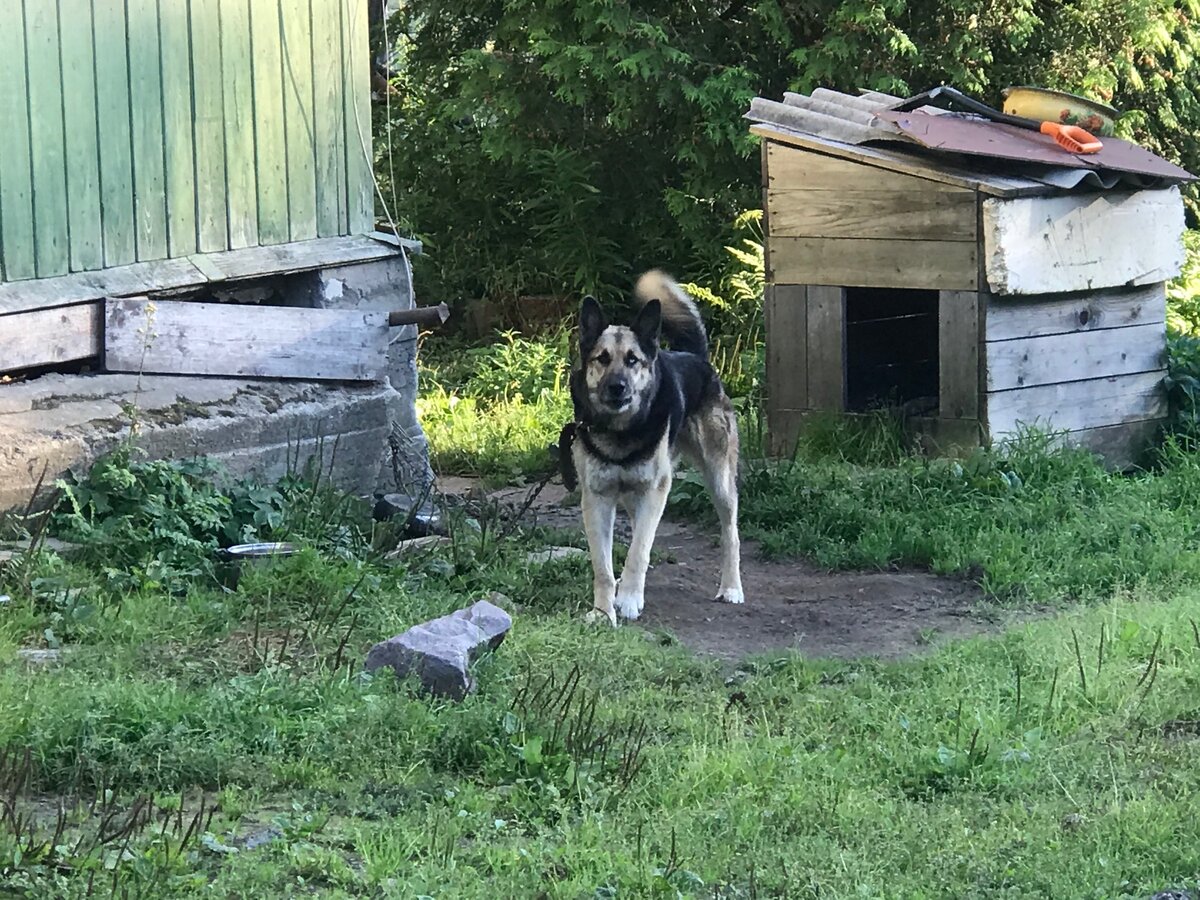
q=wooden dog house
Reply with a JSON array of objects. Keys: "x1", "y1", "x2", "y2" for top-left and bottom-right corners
[{"x1": 749, "y1": 89, "x2": 1195, "y2": 467}]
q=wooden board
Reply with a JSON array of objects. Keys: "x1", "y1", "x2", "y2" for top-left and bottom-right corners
[
  {"x1": 764, "y1": 284, "x2": 807, "y2": 426},
  {"x1": 190, "y1": 0, "x2": 229, "y2": 253},
  {"x1": 220, "y1": 0, "x2": 260, "y2": 250},
  {"x1": 128, "y1": 0, "x2": 169, "y2": 262},
  {"x1": 281, "y1": 0, "x2": 318, "y2": 241},
  {"x1": 183, "y1": 235, "x2": 399, "y2": 282},
  {"x1": 770, "y1": 238, "x2": 978, "y2": 291},
  {"x1": 1066, "y1": 419, "x2": 1161, "y2": 471},
  {"x1": 60, "y1": 0, "x2": 104, "y2": 273},
  {"x1": 0, "y1": 0, "x2": 35, "y2": 281},
  {"x1": 25, "y1": 0, "x2": 70, "y2": 277},
  {"x1": 0, "y1": 236, "x2": 398, "y2": 315},
  {"x1": 160, "y1": 0, "x2": 199, "y2": 258},
  {"x1": 806, "y1": 285, "x2": 846, "y2": 410},
  {"x1": 104, "y1": 298, "x2": 388, "y2": 382},
  {"x1": 252, "y1": 0, "x2": 291, "y2": 246},
  {"x1": 94, "y1": 0, "x2": 137, "y2": 267},
  {"x1": 985, "y1": 322, "x2": 1165, "y2": 392},
  {"x1": 767, "y1": 189, "x2": 977, "y2": 241},
  {"x1": 0, "y1": 304, "x2": 102, "y2": 373},
  {"x1": 344, "y1": 0, "x2": 375, "y2": 233},
  {"x1": 987, "y1": 370, "x2": 1166, "y2": 437},
  {"x1": 982, "y1": 189, "x2": 1186, "y2": 295},
  {"x1": 752, "y1": 126, "x2": 1049, "y2": 198},
  {"x1": 313, "y1": 0, "x2": 347, "y2": 237},
  {"x1": 938, "y1": 290, "x2": 980, "y2": 419},
  {"x1": 766, "y1": 143, "x2": 963, "y2": 194},
  {"x1": 985, "y1": 284, "x2": 1166, "y2": 342}
]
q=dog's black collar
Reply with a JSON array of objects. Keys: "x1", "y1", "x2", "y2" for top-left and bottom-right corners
[{"x1": 558, "y1": 416, "x2": 670, "y2": 492}]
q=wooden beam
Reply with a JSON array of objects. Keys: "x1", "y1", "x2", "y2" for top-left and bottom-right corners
[
  {"x1": 982, "y1": 189, "x2": 1186, "y2": 295},
  {"x1": 750, "y1": 125, "x2": 1050, "y2": 198},
  {"x1": 985, "y1": 284, "x2": 1166, "y2": 342},
  {"x1": 768, "y1": 189, "x2": 977, "y2": 241},
  {"x1": 985, "y1": 322, "x2": 1165, "y2": 392},
  {"x1": 0, "y1": 236, "x2": 401, "y2": 316},
  {"x1": 938, "y1": 290, "x2": 981, "y2": 420},
  {"x1": 0, "y1": 304, "x2": 102, "y2": 374},
  {"x1": 770, "y1": 236, "x2": 978, "y2": 291},
  {"x1": 765, "y1": 284, "x2": 808, "y2": 441},
  {"x1": 987, "y1": 370, "x2": 1166, "y2": 436},
  {"x1": 806, "y1": 285, "x2": 846, "y2": 410},
  {"x1": 104, "y1": 297, "x2": 389, "y2": 382}
]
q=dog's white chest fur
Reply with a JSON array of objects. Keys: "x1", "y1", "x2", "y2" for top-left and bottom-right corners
[{"x1": 575, "y1": 431, "x2": 672, "y2": 498}]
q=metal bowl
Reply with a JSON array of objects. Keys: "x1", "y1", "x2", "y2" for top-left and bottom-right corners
[
  {"x1": 223, "y1": 542, "x2": 300, "y2": 560},
  {"x1": 1001, "y1": 86, "x2": 1120, "y2": 136},
  {"x1": 217, "y1": 542, "x2": 300, "y2": 588}
]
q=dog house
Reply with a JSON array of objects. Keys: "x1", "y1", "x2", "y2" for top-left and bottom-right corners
[
  {"x1": 0, "y1": 0, "x2": 436, "y2": 511},
  {"x1": 748, "y1": 88, "x2": 1196, "y2": 467}
]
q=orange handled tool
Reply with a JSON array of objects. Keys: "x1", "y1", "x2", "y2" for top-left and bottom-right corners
[
  {"x1": 892, "y1": 86, "x2": 1104, "y2": 154},
  {"x1": 1039, "y1": 120, "x2": 1103, "y2": 154}
]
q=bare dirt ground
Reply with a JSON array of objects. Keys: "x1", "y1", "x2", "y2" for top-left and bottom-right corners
[{"x1": 439, "y1": 477, "x2": 1013, "y2": 662}]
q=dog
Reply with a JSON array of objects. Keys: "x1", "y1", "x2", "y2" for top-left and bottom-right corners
[{"x1": 559, "y1": 270, "x2": 744, "y2": 626}]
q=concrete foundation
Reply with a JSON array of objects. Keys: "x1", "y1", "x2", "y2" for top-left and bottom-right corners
[{"x1": 0, "y1": 251, "x2": 434, "y2": 511}]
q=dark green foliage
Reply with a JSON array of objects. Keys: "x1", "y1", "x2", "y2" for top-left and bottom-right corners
[
  {"x1": 50, "y1": 446, "x2": 374, "y2": 592},
  {"x1": 380, "y1": 0, "x2": 1200, "y2": 314}
]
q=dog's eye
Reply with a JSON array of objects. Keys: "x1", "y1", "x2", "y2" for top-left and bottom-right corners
[
  {"x1": 625, "y1": 352, "x2": 639, "y2": 367},
  {"x1": 595, "y1": 351, "x2": 611, "y2": 366}
]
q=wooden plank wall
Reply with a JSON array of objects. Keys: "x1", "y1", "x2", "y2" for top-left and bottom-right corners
[
  {"x1": 763, "y1": 140, "x2": 983, "y2": 453},
  {"x1": 984, "y1": 284, "x2": 1168, "y2": 466},
  {"x1": 765, "y1": 143, "x2": 979, "y2": 291},
  {"x1": 0, "y1": 0, "x2": 375, "y2": 285}
]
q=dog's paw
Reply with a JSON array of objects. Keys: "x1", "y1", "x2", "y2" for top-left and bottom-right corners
[
  {"x1": 716, "y1": 587, "x2": 745, "y2": 605},
  {"x1": 584, "y1": 607, "x2": 618, "y2": 627},
  {"x1": 613, "y1": 591, "x2": 643, "y2": 621}
]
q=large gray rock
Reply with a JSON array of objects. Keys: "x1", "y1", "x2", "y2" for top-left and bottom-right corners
[{"x1": 363, "y1": 600, "x2": 512, "y2": 699}]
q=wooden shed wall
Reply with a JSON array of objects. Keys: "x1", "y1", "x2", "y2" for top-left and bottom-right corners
[
  {"x1": 0, "y1": 0, "x2": 374, "y2": 284},
  {"x1": 764, "y1": 142, "x2": 979, "y2": 291}
]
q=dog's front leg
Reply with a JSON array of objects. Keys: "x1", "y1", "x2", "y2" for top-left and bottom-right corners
[
  {"x1": 613, "y1": 475, "x2": 671, "y2": 621},
  {"x1": 580, "y1": 487, "x2": 618, "y2": 626}
]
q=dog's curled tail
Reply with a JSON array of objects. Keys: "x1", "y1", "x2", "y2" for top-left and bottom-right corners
[{"x1": 634, "y1": 269, "x2": 708, "y2": 359}]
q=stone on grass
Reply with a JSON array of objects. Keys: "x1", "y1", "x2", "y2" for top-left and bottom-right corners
[
  {"x1": 363, "y1": 599, "x2": 512, "y2": 700},
  {"x1": 525, "y1": 546, "x2": 587, "y2": 565},
  {"x1": 17, "y1": 648, "x2": 65, "y2": 667}
]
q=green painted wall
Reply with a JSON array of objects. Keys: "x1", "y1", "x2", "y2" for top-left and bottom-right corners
[{"x1": 0, "y1": 0, "x2": 374, "y2": 283}]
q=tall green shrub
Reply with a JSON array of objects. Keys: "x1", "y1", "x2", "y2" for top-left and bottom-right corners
[{"x1": 379, "y1": 0, "x2": 1200, "y2": 315}]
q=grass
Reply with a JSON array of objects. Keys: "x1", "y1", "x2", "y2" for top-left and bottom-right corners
[
  {"x1": 3, "y1": 519, "x2": 1200, "y2": 896},
  {"x1": 6, "y1": 286, "x2": 1200, "y2": 893}
]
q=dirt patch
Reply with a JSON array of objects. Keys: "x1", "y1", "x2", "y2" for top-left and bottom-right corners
[{"x1": 438, "y1": 477, "x2": 1011, "y2": 662}]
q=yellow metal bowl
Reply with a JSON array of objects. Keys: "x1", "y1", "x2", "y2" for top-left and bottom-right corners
[{"x1": 1001, "y1": 86, "x2": 1120, "y2": 137}]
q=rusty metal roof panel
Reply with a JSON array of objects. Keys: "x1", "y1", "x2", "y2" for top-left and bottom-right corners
[
  {"x1": 748, "y1": 88, "x2": 1196, "y2": 194},
  {"x1": 875, "y1": 109, "x2": 1196, "y2": 182}
]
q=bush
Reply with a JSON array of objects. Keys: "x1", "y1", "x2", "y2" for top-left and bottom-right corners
[{"x1": 379, "y1": 0, "x2": 1200, "y2": 315}]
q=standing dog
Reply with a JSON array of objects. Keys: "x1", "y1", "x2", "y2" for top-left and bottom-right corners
[{"x1": 559, "y1": 270, "x2": 744, "y2": 625}]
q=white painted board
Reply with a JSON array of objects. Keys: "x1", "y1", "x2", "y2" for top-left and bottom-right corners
[
  {"x1": 104, "y1": 297, "x2": 388, "y2": 381},
  {"x1": 983, "y1": 188, "x2": 1185, "y2": 295}
]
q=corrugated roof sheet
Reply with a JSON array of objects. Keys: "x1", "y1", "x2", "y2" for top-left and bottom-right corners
[{"x1": 746, "y1": 88, "x2": 1195, "y2": 195}]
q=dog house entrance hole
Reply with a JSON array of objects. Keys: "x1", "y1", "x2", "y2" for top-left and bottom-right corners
[{"x1": 845, "y1": 287, "x2": 939, "y2": 413}]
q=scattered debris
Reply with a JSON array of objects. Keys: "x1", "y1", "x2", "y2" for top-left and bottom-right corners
[
  {"x1": 525, "y1": 546, "x2": 587, "y2": 565},
  {"x1": 373, "y1": 491, "x2": 445, "y2": 537},
  {"x1": 1149, "y1": 890, "x2": 1194, "y2": 900},
  {"x1": 237, "y1": 826, "x2": 284, "y2": 852},
  {"x1": 16, "y1": 648, "x2": 65, "y2": 667},
  {"x1": 382, "y1": 535, "x2": 453, "y2": 561},
  {"x1": 363, "y1": 599, "x2": 512, "y2": 700}
]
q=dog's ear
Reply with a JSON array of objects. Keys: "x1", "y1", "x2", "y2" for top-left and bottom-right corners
[
  {"x1": 632, "y1": 298, "x2": 662, "y2": 356},
  {"x1": 579, "y1": 296, "x2": 607, "y2": 350}
]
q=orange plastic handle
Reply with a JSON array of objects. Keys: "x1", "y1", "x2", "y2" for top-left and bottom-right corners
[{"x1": 1039, "y1": 121, "x2": 1103, "y2": 154}]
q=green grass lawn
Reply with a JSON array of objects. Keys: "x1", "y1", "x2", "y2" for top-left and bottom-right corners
[{"x1": 3, "y1": 324, "x2": 1200, "y2": 895}]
